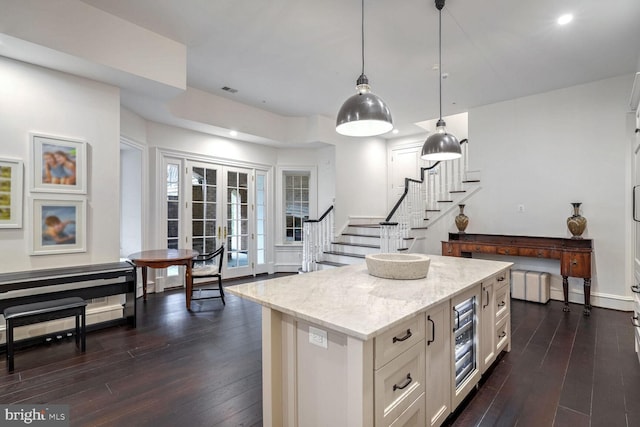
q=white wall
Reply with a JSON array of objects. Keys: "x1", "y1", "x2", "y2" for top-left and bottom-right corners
[
  {"x1": 334, "y1": 138, "x2": 388, "y2": 232},
  {"x1": 0, "y1": 57, "x2": 121, "y2": 272},
  {"x1": 464, "y1": 74, "x2": 634, "y2": 310}
]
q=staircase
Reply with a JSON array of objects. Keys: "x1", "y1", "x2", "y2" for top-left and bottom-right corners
[{"x1": 302, "y1": 140, "x2": 480, "y2": 272}]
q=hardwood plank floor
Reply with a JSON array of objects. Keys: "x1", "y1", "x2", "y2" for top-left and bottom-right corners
[{"x1": 1, "y1": 275, "x2": 638, "y2": 427}]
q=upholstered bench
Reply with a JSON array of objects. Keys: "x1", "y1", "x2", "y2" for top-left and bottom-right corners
[{"x1": 3, "y1": 297, "x2": 87, "y2": 372}]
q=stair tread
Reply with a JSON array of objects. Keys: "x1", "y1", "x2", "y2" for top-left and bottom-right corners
[
  {"x1": 324, "y1": 251, "x2": 366, "y2": 259},
  {"x1": 462, "y1": 180, "x2": 480, "y2": 183},
  {"x1": 411, "y1": 226, "x2": 429, "y2": 230},
  {"x1": 341, "y1": 233, "x2": 380, "y2": 238},
  {"x1": 449, "y1": 190, "x2": 466, "y2": 193},
  {"x1": 348, "y1": 224, "x2": 381, "y2": 228},
  {"x1": 317, "y1": 260, "x2": 348, "y2": 267},
  {"x1": 332, "y1": 242, "x2": 380, "y2": 249},
  {"x1": 437, "y1": 200, "x2": 454, "y2": 203}
]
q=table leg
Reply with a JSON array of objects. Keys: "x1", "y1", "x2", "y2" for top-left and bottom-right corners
[
  {"x1": 142, "y1": 266, "x2": 148, "y2": 302},
  {"x1": 185, "y1": 262, "x2": 193, "y2": 310},
  {"x1": 583, "y1": 278, "x2": 592, "y2": 316},
  {"x1": 562, "y1": 276, "x2": 570, "y2": 312}
]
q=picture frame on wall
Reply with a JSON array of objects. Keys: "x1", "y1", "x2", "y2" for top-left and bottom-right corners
[
  {"x1": 0, "y1": 158, "x2": 23, "y2": 228},
  {"x1": 29, "y1": 196, "x2": 86, "y2": 255},
  {"x1": 30, "y1": 133, "x2": 87, "y2": 194}
]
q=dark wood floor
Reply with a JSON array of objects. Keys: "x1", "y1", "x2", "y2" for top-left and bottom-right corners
[{"x1": 1, "y1": 275, "x2": 639, "y2": 427}]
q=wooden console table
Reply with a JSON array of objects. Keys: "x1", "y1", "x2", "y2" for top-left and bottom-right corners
[{"x1": 442, "y1": 233, "x2": 593, "y2": 315}]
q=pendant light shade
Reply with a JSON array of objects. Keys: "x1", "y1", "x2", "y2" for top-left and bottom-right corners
[
  {"x1": 421, "y1": 0, "x2": 461, "y2": 160},
  {"x1": 336, "y1": 0, "x2": 393, "y2": 137}
]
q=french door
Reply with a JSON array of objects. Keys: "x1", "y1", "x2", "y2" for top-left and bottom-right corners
[{"x1": 187, "y1": 161, "x2": 260, "y2": 279}]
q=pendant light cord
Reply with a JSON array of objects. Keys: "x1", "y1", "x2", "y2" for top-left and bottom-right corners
[
  {"x1": 361, "y1": 0, "x2": 365, "y2": 76},
  {"x1": 438, "y1": 6, "x2": 442, "y2": 121}
]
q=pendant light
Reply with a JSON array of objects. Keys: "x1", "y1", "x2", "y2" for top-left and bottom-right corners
[
  {"x1": 421, "y1": 0, "x2": 461, "y2": 160},
  {"x1": 336, "y1": 0, "x2": 393, "y2": 137}
]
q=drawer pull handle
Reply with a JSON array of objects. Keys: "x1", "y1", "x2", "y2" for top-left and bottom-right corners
[
  {"x1": 453, "y1": 307, "x2": 460, "y2": 332},
  {"x1": 497, "y1": 276, "x2": 506, "y2": 282},
  {"x1": 427, "y1": 316, "x2": 435, "y2": 346},
  {"x1": 631, "y1": 285, "x2": 640, "y2": 294},
  {"x1": 483, "y1": 288, "x2": 490, "y2": 308},
  {"x1": 498, "y1": 331, "x2": 507, "y2": 339},
  {"x1": 571, "y1": 259, "x2": 578, "y2": 266},
  {"x1": 497, "y1": 301, "x2": 506, "y2": 307},
  {"x1": 475, "y1": 246, "x2": 481, "y2": 251},
  {"x1": 393, "y1": 374, "x2": 413, "y2": 391},
  {"x1": 392, "y1": 329, "x2": 412, "y2": 343},
  {"x1": 537, "y1": 250, "x2": 543, "y2": 257},
  {"x1": 632, "y1": 315, "x2": 640, "y2": 328}
]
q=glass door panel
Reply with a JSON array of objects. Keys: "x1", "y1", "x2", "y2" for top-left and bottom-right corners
[
  {"x1": 191, "y1": 165, "x2": 219, "y2": 255},
  {"x1": 225, "y1": 168, "x2": 252, "y2": 277},
  {"x1": 186, "y1": 162, "x2": 255, "y2": 279}
]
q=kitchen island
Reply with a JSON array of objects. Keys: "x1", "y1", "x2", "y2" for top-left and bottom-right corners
[{"x1": 227, "y1": 255, "x2": 513, "y2": 427}]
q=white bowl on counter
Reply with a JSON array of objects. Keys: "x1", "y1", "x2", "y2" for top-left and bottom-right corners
[{"x1": 365, "y1": 253, "x2": 431, "y2": 280}]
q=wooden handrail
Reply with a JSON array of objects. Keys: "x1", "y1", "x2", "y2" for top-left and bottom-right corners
[
  {"x1": 304, "y1": 205, "x2": 334, "y2": 223},
  {"x1": 383, "y1": 139, "x2": 468, "y2": 223}
]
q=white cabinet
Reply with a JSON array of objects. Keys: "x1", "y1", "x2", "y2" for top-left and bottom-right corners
[
  {"x1": 425, "y1": 300, "x2": 451, "y2": 427},
  {"x1": 373, "y1": 314, "x2": 426, "y2": 426},
  {"x1": 480, "y1": 270, "x2": 510, "y2": 374},
  {"x1": 479, "y1": 276, "x2": 496, "y2": 373}
]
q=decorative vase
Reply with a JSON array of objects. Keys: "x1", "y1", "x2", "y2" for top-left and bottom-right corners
[
  {"x1": 455, "y1": 204, "x2": 469, "y2": 234},
  {"x1": 566, "y1": 202, "x2": 587, "y2": 239}
]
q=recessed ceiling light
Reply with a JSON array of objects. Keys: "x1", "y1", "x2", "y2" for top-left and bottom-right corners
[
  {"x1": 392, "y1": 129, "x2": 399, "y2": 134},
  {"x1": 229, "y1": 130, "x2": 238, "y2": 137},
  {"x1": 557, "y1": 14, "x2": 573, "y2": 25}
]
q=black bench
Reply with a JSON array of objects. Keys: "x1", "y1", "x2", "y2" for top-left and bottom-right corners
[{"x1": 4, "y1": 297, "x2": 87, "y2": 372}]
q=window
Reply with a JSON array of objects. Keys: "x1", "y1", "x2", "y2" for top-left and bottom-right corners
[
  {"x1": 166, "y1": 163, "x2": 180, "y2": 250},
  {"x1": 256, "y1": 172, "x2": 266, "y2": 264},
  {"x1": 284, "y1": 172, "x2": 309, "y2": 242}
]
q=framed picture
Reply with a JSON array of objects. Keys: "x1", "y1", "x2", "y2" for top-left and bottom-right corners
[
  {"x1": 0, "y1": 158, "x2": 23, "y2": 228},
  {"x1": 30, "y1": 133, "x2": 87, "y2": 194},
  {"x1": 29, "y1": 196, "x2": 86, "y2": 255}
]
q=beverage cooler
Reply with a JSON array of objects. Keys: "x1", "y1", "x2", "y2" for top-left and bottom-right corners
[{"x1": 452, "y1": 286, "x2": 481, "y2": 407}]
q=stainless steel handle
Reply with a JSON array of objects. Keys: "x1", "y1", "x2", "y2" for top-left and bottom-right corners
[
  {"x1": 631, "y1": 285, "x2": 640, "y2": 294},
  {"x1": 497, "y1": 301, "x2": 506, "y2": 307},
  {"x1": 632, "y1": 315, "x2": 640, "y2": 328},
  {"x1": 498, "y1": 331, "x2": 507, "y2": 339},
  {"x1": 452, "y1": 307, "x2": 460, "y2": 332},
  {"x1": 483, "y1": 287, "x2": 489, "y2": 308},
  {"x1": 497, "y1": 276, "x2": 506, "y2": 282}
]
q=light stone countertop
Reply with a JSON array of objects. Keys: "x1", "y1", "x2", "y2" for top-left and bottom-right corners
[{"x1": 226, "y1": 255, "x2": 513, "y2": 341}]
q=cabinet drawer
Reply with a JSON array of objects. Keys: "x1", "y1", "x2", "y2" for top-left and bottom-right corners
[
  {"x1": 442, "y1": 242, "x2": 460, "y2": 257},
  {"x1": 518, "y1": 247, "x2": 551, "y2": 258},
  {"x1": 375, "y1": 341, "x2": 426, "y2": 426},
  {"x1": 460, "y1": 243, "x2": 496, "y2": 254},
  {"x1": 494, "y1": 283, "x2": 509, "y2": 322},
  {"x1": 496, "y1": 246, "x2": 518, "y2": 256},
  {"x1": 561, "y1": 252, "x2": 591, "y2": 278},
  {"x1": 388, "y1": 393, "x2": 426, "y2": 427},
  {"x1": 375, "y1": 314, "x2": 425, "y2": 369},
  {"x1": 495, "y1": 316, "x2": 510, "y2": 354}
]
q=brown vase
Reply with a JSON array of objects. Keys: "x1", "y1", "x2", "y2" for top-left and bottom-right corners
[
  {"x1": 567, "y1": 202, "x2": 587, "y2": 239},
  {"x1": 455, "y1": 204, "x2": 469, "y2": 234}
]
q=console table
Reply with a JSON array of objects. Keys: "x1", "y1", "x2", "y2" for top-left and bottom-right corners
[{"x1": 442, "y1": 233, "x2": 593, "y2": 315}]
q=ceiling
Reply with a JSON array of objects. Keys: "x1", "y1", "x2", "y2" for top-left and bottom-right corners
[{"x1": 79, "y1": 0, "x2": 640, "y2": 139}]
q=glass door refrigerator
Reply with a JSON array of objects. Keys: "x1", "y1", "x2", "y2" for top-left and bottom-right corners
[{"x1": 452, "y1": 285, "x2": 481, "y2": 407}]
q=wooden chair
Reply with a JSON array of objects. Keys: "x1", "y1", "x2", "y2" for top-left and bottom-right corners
[{"x1": 191, "y1": 245, "x2": 225, "y2": 306}]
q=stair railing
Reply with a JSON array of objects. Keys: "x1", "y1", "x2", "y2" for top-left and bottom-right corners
[
  {"x1": 302, "y1": 205, "x2": 334, "y2": 272},
  {"x1": 381, "y1": 139, "x2": 469, "y2": 252}
]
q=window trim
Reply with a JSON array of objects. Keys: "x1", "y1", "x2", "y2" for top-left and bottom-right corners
[{"x1": 276, "y1": 166, "x2": 317, "y2": 245}]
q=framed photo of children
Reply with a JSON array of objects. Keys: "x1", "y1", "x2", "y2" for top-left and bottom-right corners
[
  {"x1": 30, "y1": 133, "x2": 87, "y2": 194},
  {"x1": 0, "y1": 158, "x2": 23, "y2": 228},
  {"x1": 29, "y1": 196, "x2": 86, "y2": 255}
]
